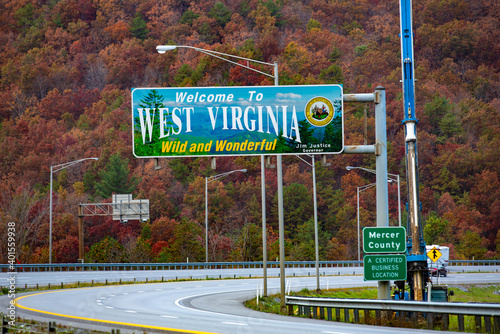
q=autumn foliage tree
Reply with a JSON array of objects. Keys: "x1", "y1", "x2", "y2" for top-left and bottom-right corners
[{"x1": 0, "y1": 0, "x2": 498, "y2": 263}]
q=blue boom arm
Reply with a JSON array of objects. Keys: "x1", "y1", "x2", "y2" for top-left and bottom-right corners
[{"x1": 399, "y1": 0, "x2": 428, "y2": 301}]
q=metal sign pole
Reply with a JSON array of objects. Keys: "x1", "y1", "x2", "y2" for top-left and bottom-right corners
[
  {"x1": 312, "y1": 155, "x2": 320, "y2": 291},
  {"x1": 278, "y1": 155, "x2": 286, "y2": 312},
  {"x1": 78, "y1": 204, "x2": 84, "y2": 262},
  {"x1": 374, "y1": 86, "x2": 390, "y2": 300},
  {"x1": 261, "y1": 155, "x2": 267, "y2": 296},
  {"x1": 344, "y1": 89, "x2": 390, "y2": 300}
]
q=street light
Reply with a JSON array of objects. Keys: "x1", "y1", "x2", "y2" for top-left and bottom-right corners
[
  {"x1": 355, "y1": 180, "x2": 393, "y2": 262},
  {"x1": 158, "y1": 44, "x2": 279, "y2": 297},
  {"x1": 346, "y1": 166, "x2": 401, "y2": 227},
  {"x1": 296, "y1": 154, "x2": 320, "y2": 291},
  {"x1": 356, "y1": 183, "x2": 376, "y2": 261},
  {"x1": 156, "y1": 45, "x2": 278, "y2": 86},
  {"x1": 49, "y1": 157, "x2": 98, "y2": 264},
  {"x1": 205, "y1": 169, "x2": 247, "y2": 262}
]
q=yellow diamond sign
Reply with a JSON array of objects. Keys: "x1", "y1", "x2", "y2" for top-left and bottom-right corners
[{"x1": 427, "y1": 247, "x2": 442, "y2": 263}]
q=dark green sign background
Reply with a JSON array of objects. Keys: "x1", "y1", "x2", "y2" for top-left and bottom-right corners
[
  {"x1": 364, "y1": 254, "x2": 407, "y2": 281},
  {"x1": 363, "y1": 227, "x2": 406, "y2": 253}
]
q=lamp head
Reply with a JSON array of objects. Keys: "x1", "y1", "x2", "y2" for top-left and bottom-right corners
[
  {"x1": 242, "y1": 169, "x2": 247, "y2": 173},
  {"x1": 346, "y1": 166, "x2": 354, "y2": 170},
  {"x1": 156, "y1": 45, "x2": 177, "y2": 54}
]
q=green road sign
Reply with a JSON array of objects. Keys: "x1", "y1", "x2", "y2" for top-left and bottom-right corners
[
  {"x1": 364, "y1": 254, "x2": 407, "y2": 281},
  {"x1": 363, "y1": 226, "x2": 406, "y2": 253}
]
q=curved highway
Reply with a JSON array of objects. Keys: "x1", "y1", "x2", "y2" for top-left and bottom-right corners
[
  {"x1": 4, "y1": 266, "x2": 365, "y2": 287},
  {"x1": 3, "y1": 271, "x2": 500, "y2": 334},
  {"x1": 4, "y1": 265, "x2": 497, "y2": 288}
]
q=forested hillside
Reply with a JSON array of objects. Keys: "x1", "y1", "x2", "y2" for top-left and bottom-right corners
[{"x1": 0, "y1": 0, "x2": 498, "y2": 263}]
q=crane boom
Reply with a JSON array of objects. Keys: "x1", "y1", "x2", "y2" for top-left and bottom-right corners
[{"x1": 399, "y1": 0, "x2": 428, "y2": 300}]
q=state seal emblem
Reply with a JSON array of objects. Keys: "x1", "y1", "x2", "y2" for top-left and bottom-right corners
[{"x1": 304, "y1": 97, "x2": 334, "y2": 127}]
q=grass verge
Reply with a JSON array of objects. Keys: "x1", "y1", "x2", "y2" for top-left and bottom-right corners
[{"x1": 245, "y1": 284, "x2": 500, "y2": 332}]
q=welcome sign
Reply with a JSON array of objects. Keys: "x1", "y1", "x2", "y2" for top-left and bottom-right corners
[{"x1": 132, "y1": 85, "x2": 343, "y2": 158}]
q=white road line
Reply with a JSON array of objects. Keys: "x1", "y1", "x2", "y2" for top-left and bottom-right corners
[
  {"x1": 322, "y1": 332, "x2": 348, "y2": 334},
  {"x1": 125, "y1": 310, "x2": 137, "y2": 313},
  {"x1": 105, "y1": 306, "x2": 114, "y2": 309},
  {"x1": 175, "y1": 293, "x2": 250, "y2": 319},
  {"x1": 221, "y1": 322, "x2": 247, "y2": 326},
  {"x1": 160, "y1": 315, "x2": 178, "y2": 318}
]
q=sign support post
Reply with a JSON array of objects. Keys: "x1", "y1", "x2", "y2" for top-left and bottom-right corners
[
  {"x1": 132, "y1": 86, "x2": 393, "y2": 301},
  {"x1": 78, "y1": 204, "x2": 83, "y2": 262},
  {"x1": 77, "y1": 200, "x2": 150, "y2": 262},
  {"x1": 374, "y1": 86, "x2": 391, "y2": 300}
]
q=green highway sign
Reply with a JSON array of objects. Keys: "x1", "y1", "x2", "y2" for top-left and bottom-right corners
[
  {"x1": 364, "y1": 254, "x2": 407, "y2": 281},
  {"x1": 363, "y1": 226, "x2": 406, "y2": 253}
]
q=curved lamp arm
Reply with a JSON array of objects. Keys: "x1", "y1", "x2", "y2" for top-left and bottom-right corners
[
  {"x1": 157, "y1": 45, "x2": 278, "y2": 83},
  {"x1": 206, "y1": 169, "x2": 247, "y2": 184}
]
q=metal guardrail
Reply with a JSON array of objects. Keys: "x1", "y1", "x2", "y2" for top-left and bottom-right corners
[
  {"x1": 0, "y1": 260, "x2": 363, "y2": 272},
  {"x1": 1, "y1": 260, "x2": 499, "y2": 272},
  {"x1": 450, "y1": 260, "x2": 500, "y2": 266},
  {"x1": 286, "y1": 295, "x2": 500, "y2": 333}
]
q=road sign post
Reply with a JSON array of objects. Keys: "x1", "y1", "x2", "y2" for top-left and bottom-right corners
[{"x1": 364, "y1": 254, "x2": 407, "y2": 281}]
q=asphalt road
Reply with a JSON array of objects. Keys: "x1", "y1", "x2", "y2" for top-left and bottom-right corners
[
  {"x1": 2, "y1": 265, "x2": 497, "y2": 288},
  {"x1": 2, "y1": 271, "x2": 500, "y2": 334},
  {"x1": 2, "y1": 267, "x2": 366, "y2": 288}
]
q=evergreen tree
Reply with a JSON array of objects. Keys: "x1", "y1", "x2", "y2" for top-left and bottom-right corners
[
  {"x1": 319, "y1": 64, "x2": 344, "y2": 84},
  {"x1": 86, "y1": 237, "x2": 125, "y2": 263},
  {"x1": 95, "y1": 154, "x2": 140, "y2": 199},
  {"x1": 275, "y1": 129, "x2": 294, "y2": 153},
  {"x1": 235, "y1": 223, "x2": 262, "y2": 261},
  {"x1": 423, "y1": 212, "x2": 451, "y2": 245},
  {"x1": 169, "y1": 219, "x2": 204, "y2": 262},
  {"x1": 208, "y1": 2, "x2": 232, "y2": 28},
  {"x1": 179, "y1": 10, "x2": 199, "y2": 25},
  {"x1": 134, "y1": 90, "x2": 167, "y2": 156},
  {"x1": 271, "y1": 183, "x2": 313, "y2": 237},
  {"x1": 297, "y1": 119, "x2": 318, "y2": 145},
  {"x1": 129, "y1": 13, "x2": 149, "y2": 40}
]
